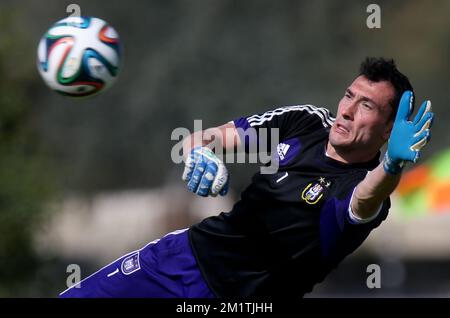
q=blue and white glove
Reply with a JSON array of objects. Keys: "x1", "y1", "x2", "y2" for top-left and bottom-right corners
[
  {"x1": 182, "y1": 146, "x2": 229, "y2": 197},
  {"x1": 383, "y1": 91, "x2": 434, "y2": 175}
]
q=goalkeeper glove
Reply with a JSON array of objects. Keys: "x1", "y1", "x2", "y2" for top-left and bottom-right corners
[
  {"x1": 182, "y1": 146, "x2": 229, "y2": 197},
  {"x1": 383, "y1": 90, "x2": 434, "y2": 175}
]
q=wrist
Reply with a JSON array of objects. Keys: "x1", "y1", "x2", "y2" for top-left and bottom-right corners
[{"x1": 382, "y1": 152, "x2": 404, "y2": 175}]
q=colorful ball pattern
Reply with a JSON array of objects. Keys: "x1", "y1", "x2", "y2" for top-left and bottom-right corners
[{"x1": 37, "y1": 16, "x2": 121, "y2": 97}]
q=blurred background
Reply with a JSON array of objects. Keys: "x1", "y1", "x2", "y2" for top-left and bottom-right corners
[{"x1": 0, "y1": 0, "x2": 449, "y2": 297}]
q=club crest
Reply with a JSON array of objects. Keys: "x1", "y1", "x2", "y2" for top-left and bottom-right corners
[{"x1": 301, "y1": 177, "x2": 331, "y2": 205}]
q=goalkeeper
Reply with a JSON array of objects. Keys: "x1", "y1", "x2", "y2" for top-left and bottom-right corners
[{"x1": 60, "y1": 57, "x2": 434, "y2": 297}]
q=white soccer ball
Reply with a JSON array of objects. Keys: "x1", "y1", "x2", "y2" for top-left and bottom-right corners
[{"x1": 37, "y1": 16, "x2": 121, "y2": 97}]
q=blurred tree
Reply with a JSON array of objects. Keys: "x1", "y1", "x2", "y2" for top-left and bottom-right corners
[{"x1": 0, "y1": 8, "x2": 59, "y2": 296}]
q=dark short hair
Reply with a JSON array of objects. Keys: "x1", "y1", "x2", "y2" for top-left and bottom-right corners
[{"x1": 359, "y1": 57, "x2": 413, "y2": 120}]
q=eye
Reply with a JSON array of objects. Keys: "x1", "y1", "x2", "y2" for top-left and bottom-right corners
[{"x1": 362, "y1": 103, "x2": 372, "y2": 110}]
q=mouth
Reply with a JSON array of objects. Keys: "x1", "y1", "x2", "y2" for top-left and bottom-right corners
[{"x1": 335, "y1": 122, "x2": 350, "y2": 135}]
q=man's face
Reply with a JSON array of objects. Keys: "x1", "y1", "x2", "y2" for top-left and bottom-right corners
[{"x1": 329, "y1": 75, "x2": 395, "y2": 155}]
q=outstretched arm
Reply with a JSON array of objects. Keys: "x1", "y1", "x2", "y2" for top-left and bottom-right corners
[
  {"x1": 182, "y1": 122, "x2": 241, "y2": 161},
  {"x1": 350, "y1": 164, "x2": 401, "y2": 220},
  {"x1": 351, "y1": 91, "x2": 434, "y2": 220}
]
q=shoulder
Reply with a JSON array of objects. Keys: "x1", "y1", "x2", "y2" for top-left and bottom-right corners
[
  {"x1": 238, "y1": 104, "x2": 334, "y2": 127},
  {"x1": 272, "y1": 104, "x2": 335, "y2": 138},
  {"x1": 333, "y1": 170, "x2": 373, "y2": 201},
  {"x1": 254, "y1": 104, "x2": 335, "y2": 127},
  {"x1": 233, "y1": 104, "x2": 335, "y2": 140}
]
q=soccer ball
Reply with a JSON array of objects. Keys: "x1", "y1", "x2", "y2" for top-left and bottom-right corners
[{"x1": 37, "y1": 16, "x2": 121, "y2": 97}]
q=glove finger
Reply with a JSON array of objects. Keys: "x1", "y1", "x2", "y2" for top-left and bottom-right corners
[
  {"x1": 219, "y1": 178, "x2": 229, "y2": 196},
  {"x1": 411, "y1": 138, "x2": 427, "y2": 153},
  {"x1": 397, "y1": 144, "x2": 419, "y2": 163},
  {"x1": 210, "y1": 162, "x2": 228, "y2": 196},
  {"x1": 411, "y1": 130, "x2": 431, "y2": 152},
  {"x1": 196, "y1": 163, "x2": 218, "y2": 197},
  {"x1": 182, "y1": 147, "x2": 203, "y2": 181},
  {"x1": 414, "y1": 112, "x2": 434, "y2": 138},
  {"x1": 396, "y1": 91, "x2": 414, "y2": 122},
  {"x1": 201, "y1": 147, "x2": 217, "y2": 160},
  {"x1": 182, "y1": 154, "x2": 195, "y2": 182},
  {"x1": 413, "y1": 100, "x2": 431, "y2": 125},
  {"x1": 187, "y1": 160, "x2": 207, "y2": 193}
]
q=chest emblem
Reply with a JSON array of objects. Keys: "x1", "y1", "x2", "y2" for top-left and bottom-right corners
[{"x1": 301, "y1": 177, "x2": 331, "y2": 205}]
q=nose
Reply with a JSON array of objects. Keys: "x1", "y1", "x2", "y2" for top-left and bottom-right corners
[{"x1": 341, "y1": 101, "x2": 357, "y2": 120}]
